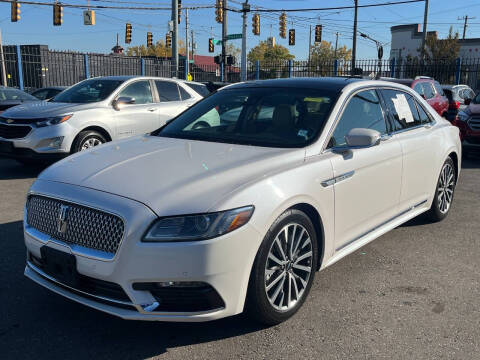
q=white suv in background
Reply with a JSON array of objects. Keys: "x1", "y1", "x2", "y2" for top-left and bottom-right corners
[{"x1": 0, "y1": 76, "x2": 206, "y2": 164}]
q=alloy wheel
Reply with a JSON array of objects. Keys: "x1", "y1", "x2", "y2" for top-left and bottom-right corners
[
  {"x1": 437, "y1": 162, "x2": 455, "y2": 214},
  {"x1": 80, "y1": 137, "x2": 102, "y2": 151},
  {"x1": 264, "y1": 223, "x2": 313, "y2": 312}
]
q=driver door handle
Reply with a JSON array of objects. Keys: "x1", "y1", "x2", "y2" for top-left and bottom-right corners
[{"x1": 147, "y1": 108, "x2": 157, "y2": 112}]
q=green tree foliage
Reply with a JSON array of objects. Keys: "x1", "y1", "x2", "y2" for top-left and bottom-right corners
[
  {"x1": 310, "y1": 40, "x2": 352, "y2": 63},
  {"x1": 126, "y1": 40, "x2": 186, "y2": 57},
  {"x1": 225, "y1": 43, "x2": 241, "y2": 60},
  {"x1": 422, "y1": 27, "x2": 460, "y2": 62},
  {"x1": 247, "y1": 40, "x2": 294, "y2": 63}
]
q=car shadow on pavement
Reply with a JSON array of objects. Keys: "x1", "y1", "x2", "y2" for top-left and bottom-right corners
[
  {"x1": 0, "y1": 220, "x2": 268, "y2": 359},
  {"x1": 0, "y1": 159, "x2": 47, "y2": 180},
  {"x1": 462, "y1": 156, "x2": 480, "y2": 169}
]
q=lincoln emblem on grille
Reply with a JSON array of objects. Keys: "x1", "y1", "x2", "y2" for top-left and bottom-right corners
[{"x1": 57, "y1": 205, "x2": 69, "y2": 233}]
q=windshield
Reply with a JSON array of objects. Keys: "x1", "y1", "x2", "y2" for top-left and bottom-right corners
[
  {"x1": 0, "y1": 88, "x2": 37, "y2": 101},
  {"x1": 52, "y1": 79, "x2": 124, "y2": 103},
  {"x1": 156, "y1": 87, "x2": 337, "y2": 148}
]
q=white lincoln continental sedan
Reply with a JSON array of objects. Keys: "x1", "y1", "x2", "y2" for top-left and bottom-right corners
[{"x1": 24, "y1": 78, "x2": 461, "y2": 324}]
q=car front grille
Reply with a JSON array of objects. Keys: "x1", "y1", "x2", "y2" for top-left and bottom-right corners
[
  {"x1": 26, "y1": 195, "x2": 125, "y2": 254},
  {"x1": 469, "y1": 117, "x2": 480, "y2": 130},
  {"x1": 0, "y1": 123, "x2": 31, "y2": 139}
]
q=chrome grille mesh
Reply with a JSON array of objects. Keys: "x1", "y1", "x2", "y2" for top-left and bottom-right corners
[{"x1": 26, "y1": 195, "x2": 125, "y2": 254}]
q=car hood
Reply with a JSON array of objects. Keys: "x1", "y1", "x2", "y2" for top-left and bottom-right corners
[
  {"x1": 1, "y1": 101, "x2": 102, "y2": 119},
  {"x1": 38, "y1": 136, "x2": 305, "y2": 216}
]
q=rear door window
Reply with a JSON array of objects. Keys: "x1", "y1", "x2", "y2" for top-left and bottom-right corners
[
  {"x1": 178, "y1": 86, "x2": 191, "y2": 100},
  {"x1": 413, "y1": 83, "x2": 424, "y2": 97},
  {"x1": 422, "y1": 83, "x2": 435, "y2": 99},
  {"x1": 433, "y1": 81, "x2": 444, "y2": 96},
  {"x1": 184, "y1": 83, "x2": 210, "y2": 97},
  {"x1": 155, "y1": 81, "x2": 181, "y2": 102},
  {"x1": 380, "y1": 89, "x2": 422, "y2": 130}
]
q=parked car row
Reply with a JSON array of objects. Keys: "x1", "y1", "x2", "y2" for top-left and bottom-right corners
[{"x1": 0, "y1": 77, "x2": 209, "y2": 164}]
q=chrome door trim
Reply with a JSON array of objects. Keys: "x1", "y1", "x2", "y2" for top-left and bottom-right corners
[
  {"x1": 321, "y1": 170, "x2": 355, "y2": 187},
  {"x1": 335, "y1": 199, "x2": 428, "y2": 251}
]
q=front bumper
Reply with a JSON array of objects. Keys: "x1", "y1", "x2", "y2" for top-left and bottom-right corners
[
  {"x1": 0, "y1": 122, "x2": 76, "y2": 160},
  {"x1": 24, "y1": 180, "x2": 262, "y2": 321}
]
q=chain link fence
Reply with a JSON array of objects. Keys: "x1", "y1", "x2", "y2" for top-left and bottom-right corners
[{"x1": 1, "y1": 45, "x2": 479, "y2": 92}]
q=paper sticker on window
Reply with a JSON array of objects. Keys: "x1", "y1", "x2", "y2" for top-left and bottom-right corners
[{"x1": 392, "y1": 94, "x2": 414, "y2": 123}]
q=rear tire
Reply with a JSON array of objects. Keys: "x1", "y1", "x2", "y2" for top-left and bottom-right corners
[
  {"x1": 426, "y1": 157, "x2": 456, "y2": 222},
  {"x1": 71, "y1": 130, "x2": 107, "y2": 153},
  {"x1": 246, "y1": 209, "x2": 318, "y2": 325}
]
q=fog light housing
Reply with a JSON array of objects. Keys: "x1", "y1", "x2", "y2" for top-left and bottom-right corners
[{"x1": 37, "y1": 136, "x2": 64, "y2": 149}]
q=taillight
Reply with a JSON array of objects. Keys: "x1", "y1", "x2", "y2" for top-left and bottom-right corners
[{"x1": 449, "y1": 101, "x2": 460, "y2": 110}]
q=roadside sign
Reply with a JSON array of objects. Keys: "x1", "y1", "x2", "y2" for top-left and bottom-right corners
[
  {"x1": 227, "y1": 34, "x2": 242, "y2": 40},
  {"x1": 212, "y1": 39, "x2": 222, "y2": 45}
]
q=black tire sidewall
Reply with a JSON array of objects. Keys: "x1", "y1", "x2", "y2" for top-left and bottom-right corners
[
  {"x1": 72, "y1": 131, "x2": 106, "y2": 153},
  {"x1": 429, "y1": 157, "x2": 456, "y2": 221},
  {"x1": 247, "y1": 209, "x2": 318, "y2": 325}
]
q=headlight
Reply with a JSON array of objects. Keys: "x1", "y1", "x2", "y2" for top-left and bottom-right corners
[
  {"x1": 457, "y1": 110, "x2": 471, "y2": 122},
  {"x1": 143, "y1": 206, "x2": 254, "y2": 242},
  {"x1": 36, "y1": 114, "x2": 73, "y2": 127}
]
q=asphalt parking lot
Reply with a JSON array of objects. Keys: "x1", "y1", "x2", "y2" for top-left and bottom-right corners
[{"x1": 1, "y1": 155, "x2": 479, "y2": 360}]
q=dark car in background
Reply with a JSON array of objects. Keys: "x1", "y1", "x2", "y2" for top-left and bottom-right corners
[
  {"x1": 453, "y1": 91, "x2": 480, "y2": 157},
  {"x1": 386, "y1": 77, "x2": 449, "y2": 118},
  {"x1": 0, "y1": 87, "x2": 40, "y2": 114},
  {"x1": 442, "y1": 85, "x2": 475, "y2": 121},
  {"x1": 30, "y1": 86, "x2": 67, "y2": 101}
]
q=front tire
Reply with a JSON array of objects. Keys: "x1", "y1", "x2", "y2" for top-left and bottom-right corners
[
  {"x1": 71, "y1": 130, "x2": 107, "y2": 153},
  {"x1": 427, "y1": 157, "x2": 456, "y2": 222},
  {"x1": 246, "y1": 209, "x2": 318, "y2": 325}
]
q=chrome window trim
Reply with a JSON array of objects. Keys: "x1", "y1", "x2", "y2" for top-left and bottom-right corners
[
  {"x1": 26, "y1": 191, "x2": 128, "y2": 262},
  {"x1": 26, "y1": 261, "x2": 133, "y2": 306}
]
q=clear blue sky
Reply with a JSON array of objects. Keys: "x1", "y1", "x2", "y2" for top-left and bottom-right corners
[{"x1": 1, "y1": 0, "x2": 480, "y2": 59}]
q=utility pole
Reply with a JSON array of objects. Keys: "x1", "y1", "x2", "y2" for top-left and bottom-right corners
[
  {"x1": 185, "y1": 8, "x2": 189, "y2": 77},
  {"x1": 351, "y1": 0, "x2": 358, "y2": 75},
  {"x1": 459, "y1": 15, "x2": 476, "y2": 39},
  {"x1": 308, "y1": 25, "x2": 312, "y2": 64},
  {"x1": 191, "y1": 30, "x2": 194, "y2": 61},
  {"x1": 421, "y1": 0, "x2": 429, "y2": 60},
  {"x1": 334, "y1": 32, "x2": 339, "y2": 59},
  {"x1": 0, "y1": 29, "x2": 6, "y2": 86},
  {"x1": 241, "y1": 1, "x2": 249, "y2": 82},
  {"x1": 222, "y1": 0, "x2": 228, "y2": 81},
  {"x1": 172, "y1": 0, "x2": 179, "y2": 77}
]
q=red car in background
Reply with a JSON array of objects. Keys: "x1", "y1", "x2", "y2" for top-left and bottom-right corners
[
  {"x1": 453, "y1": 93, "x2": 480, "y2": 157},
  {"x1": 387, "y1": 77, "x2": 449, "y2": 118}
]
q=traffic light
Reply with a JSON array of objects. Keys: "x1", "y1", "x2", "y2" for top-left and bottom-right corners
[
  {"x1": 215, "y1": 0, "x2": 223, "y2": 24},
  {"x1": 214, "y1": 55, "x2": 222, "y2": 64},
  {"x1": 279, "y1": 12, "x2": 286, "y2": 39},
  {"x1": 147, "y1": 32, "x2": 153, "y2": 47},
  {"x1": 315, "y1": 25, "x2": 322, "y2": 43},
  {"x1": 125, "y1": 23, "x2": 132, "y2": 44},
  {"x1": 11, "y1": 1, "x2": 20, "y2": 22},
  {"x1": 288, "y1": 29, "x2": 295, "y2": 46},
  {"x1": 178, "y1": 0, "x2": 182, "y2": 24},
  {"x1": 166, "y1": 32, "x2": 172, "y2": 48},
  {"x1": 208, "y1": 38, "x2": 214, "y2": 53},
  {"x1": 53, "y1": 3, "x2": 63, "y2": 26},
  {"x1": 252, "y1": 13, "x2": 260, "y2": 35}
]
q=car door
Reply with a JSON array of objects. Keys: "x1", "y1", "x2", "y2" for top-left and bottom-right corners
[
  {"x1": 114, "y1": 79, "x2": 158, "y2": 138},
  {"x1": 327, "y1": 89, "x2": 403, "y2": 251},
  {"x1": 153, "y1": 80, "x2": 191, "y2": 126},
  {"x1": 379, "y1": 88, "x2": 438, "y2": 210}
]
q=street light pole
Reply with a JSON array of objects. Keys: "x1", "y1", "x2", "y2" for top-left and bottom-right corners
[
  {"x1": 351, "y1": 0, "x2": 358, "y2": 75},
  {"x1": 421, "y1": 0, "x2": 429, "y2": 59},
  {"x1": 172, "y1": 0, "x2": 179, "y2": 76},
  {"x1": 222, "y1": 0, "x2": 228, "y2": 81},
  {"x1": 241, "y1": 1, "x2": 249, "y2": 82},
  {"x1": 360, "y1": 32, "x2": 383, "y2": 79}
]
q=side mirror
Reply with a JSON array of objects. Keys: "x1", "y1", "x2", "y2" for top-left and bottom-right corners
[
  {"x1": 345, "y1": 128, "x2": 381, "y2": 148},
  {"x1": 464, "y1": 98, "x2": 471, "y2": 106},
  {"x1": 112, "y1": 96, "x2": 135, "y2": 110}
]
